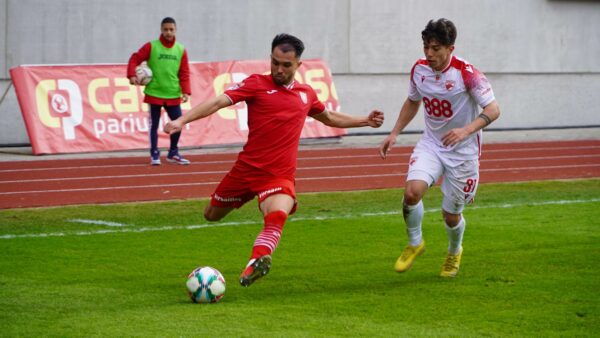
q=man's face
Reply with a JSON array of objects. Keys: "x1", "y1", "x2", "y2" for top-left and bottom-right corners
[
  {"x1": 423, "y1": 39, "x2": 454, "y2": 71},
  {"x1": 270, "y1": 46, "x2": 301, "y2": 86},
  {"x1": 161, "y1": 23, "x2": 177, "y2": 41}
]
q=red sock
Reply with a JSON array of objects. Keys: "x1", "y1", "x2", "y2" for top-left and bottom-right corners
[{"x1": 250, "y1": 210, "x2": 288, "y2": 259}]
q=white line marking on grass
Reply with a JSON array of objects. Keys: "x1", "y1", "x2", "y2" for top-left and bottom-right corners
[
  {"x1": 1, "y1": 198, "x2": 599, "y2": 240},
  {"x1": 68, "y1": 219, "x2": 129, "y2": 227},
  {"x1": 0, "y1": 220, "x2": 258, "y2": 239}
]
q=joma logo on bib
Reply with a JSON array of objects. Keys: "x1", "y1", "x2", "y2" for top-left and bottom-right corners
[{"x1": 158, "y1": 54, "x2": 178, "y2": 61}]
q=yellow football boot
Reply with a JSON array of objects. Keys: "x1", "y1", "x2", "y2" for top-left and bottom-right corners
[
  {"x1": 394, "y1": 241, "x2": 425, "y2": 272},
  {"x1": 440, "y1": 247, "x2": 463, "y2": 278}
]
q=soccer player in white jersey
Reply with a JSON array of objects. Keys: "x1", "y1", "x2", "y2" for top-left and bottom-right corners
[{"x1": 379, "y1": 18, "x2": 501, "y2": 277}]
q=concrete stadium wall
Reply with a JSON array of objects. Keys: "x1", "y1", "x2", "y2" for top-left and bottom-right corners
[{"x1": 1, "y1": 0, "x2": 599, "y2": 145}]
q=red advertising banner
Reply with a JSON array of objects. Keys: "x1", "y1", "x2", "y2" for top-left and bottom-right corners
[{"x1": 10, "y1": 59, "x2": 345, "y2": 155}]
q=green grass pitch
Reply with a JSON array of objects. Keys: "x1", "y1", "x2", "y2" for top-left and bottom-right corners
[{"x1": 1, "y1": 179, "x2": 599, "y2": 337}]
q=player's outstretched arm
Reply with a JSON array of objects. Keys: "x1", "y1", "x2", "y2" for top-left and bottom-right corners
[
  {"x1": 312, "y1": 109, "x2": 384, "y2": 129},
  {"x1": 379, "y1": 98, "x2": 421, "y2": 159},
  {"x1": 164, "y1": 95, "x2": 232, "y2": 134}
]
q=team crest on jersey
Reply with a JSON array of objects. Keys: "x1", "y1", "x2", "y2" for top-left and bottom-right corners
[
  {"x1": 421, "y1": 75, "x2": 426, "y2": 83},
  {"x1": 299, "y1": 91, "x2": 308, "y2": 104},
  {"x1": 445, "y1": 80, "x2": 455, "y2": 91}
]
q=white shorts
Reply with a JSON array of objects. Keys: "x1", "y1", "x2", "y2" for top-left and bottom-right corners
[{"x1": 406, "y1": 142, "x2": 479, "y2": 214}]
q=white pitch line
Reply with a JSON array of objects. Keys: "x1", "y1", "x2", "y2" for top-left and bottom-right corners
[
  {"x1": 1, "y1": 198, "x2": 598, "y2": 240},
  {"x1": 1, "y1": 163, "x2": 599, "y2": 196},
  {"x1": 68, "y1": 219, "x2": 129, "y2": 227}
]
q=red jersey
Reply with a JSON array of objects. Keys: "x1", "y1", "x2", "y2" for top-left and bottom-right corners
[{"x1": 224, "y1": 74, "x2": 326, "y2": 180}]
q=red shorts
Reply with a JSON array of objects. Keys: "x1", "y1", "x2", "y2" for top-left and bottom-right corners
[{"x1": 210, "y1": 163, "x2": 298, "y2": 214}]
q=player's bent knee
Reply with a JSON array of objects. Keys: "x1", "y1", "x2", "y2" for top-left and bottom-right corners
[
  {"x1": 403, "y1": 180, "x2": 428, "y2": 206},
  {"x1": 203, "y1": 207, "x2": 224, "y2": 222},
  {"x1": 403, "y1": 190, "x2": 423, "y2": 206},
  {"x1": 203, "y1": 210, "x2": 218, "y2": 222},
  {"x1": 204, "y1": 205, "x2": 235, "y2": 222},
  {"x1": 442, "y1": 211, "x2": 462, "y2": 227}
]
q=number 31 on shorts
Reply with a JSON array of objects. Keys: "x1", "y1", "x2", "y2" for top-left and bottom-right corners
[
  {"x1": 462, "y1": 178, "x2": 478, "y2": 202},
  {"x1": 463, "y1": 178, "x2": 478, "y2": 193}
]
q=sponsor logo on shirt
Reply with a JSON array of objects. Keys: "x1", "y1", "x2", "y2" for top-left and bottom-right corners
[
  {"x1": 266, "y1": 89, "x2": 278, "y2": 94},
  {"x1": 158, "y1": 54, "x2": 178, "y2": 61}
]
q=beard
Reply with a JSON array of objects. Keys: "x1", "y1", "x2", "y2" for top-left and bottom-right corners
[{"x1": 272, "y1": 74, "x2": 290, "y2": 86}]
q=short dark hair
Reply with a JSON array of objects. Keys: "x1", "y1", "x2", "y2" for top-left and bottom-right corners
[
  {"x1": 422, "y1": 18, "x2": 456, "y2": 46},
  {"x1": 271, "y1": 33, "x2": 305, "y2": 58},
  {"x1": 161, "y1": 17, "x2": 176, "y2": 26}
]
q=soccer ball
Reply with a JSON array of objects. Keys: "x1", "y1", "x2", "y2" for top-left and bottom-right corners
[
  {"x1": 186, "y1": 266, "x2": 226, "y2": 303},
  {"x1": 135, "y1": 63, "x2": 153, "y2": 85}
]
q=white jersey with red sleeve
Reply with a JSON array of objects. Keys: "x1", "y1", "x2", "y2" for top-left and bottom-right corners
[{"x1": 408, "y1": 55, "x2": 495, "y2": 161}]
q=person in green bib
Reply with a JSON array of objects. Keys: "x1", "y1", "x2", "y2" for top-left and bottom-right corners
[{"x1": 128, "y1": 17, "x2": 191, "y2": 165}]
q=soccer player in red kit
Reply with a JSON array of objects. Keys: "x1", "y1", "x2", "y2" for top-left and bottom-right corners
[{"x1": 165, "y1": 33, "x2": 384, "y2": 287}]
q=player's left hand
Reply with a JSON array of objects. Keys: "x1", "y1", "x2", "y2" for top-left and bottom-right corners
[
  {"x1": 442, "y1": 127, "x2": 469, "y2": 147},
  {"x1": 367, "y1": 110, "x2": 384, "y2": 128},
  {"x1": 182, "y1": 94, "x2": 189, "y2": 103}
]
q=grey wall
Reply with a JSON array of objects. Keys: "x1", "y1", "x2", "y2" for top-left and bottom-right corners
[{"x1": 1, "y1": 0, "x2": 599, "y2": 145}]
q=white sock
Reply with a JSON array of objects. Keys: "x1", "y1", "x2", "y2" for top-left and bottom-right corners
[
  {"x1": 445, "y1": 217, "x2": 466, "y2": 255},
  {"x1": 403, "y1": 200, "x2": 424, "y2": 246}
]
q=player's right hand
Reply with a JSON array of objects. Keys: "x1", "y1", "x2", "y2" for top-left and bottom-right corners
[
  {"x1": 379, "y1": 134, "x2": 396, "y2": 159},
  {"x1": 164, "y1": 120, "x2": 183, "y2": 134},
  {"x1": 129, "y1": 76, "x2": 139, "y2": 86}
]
